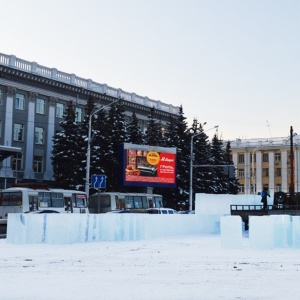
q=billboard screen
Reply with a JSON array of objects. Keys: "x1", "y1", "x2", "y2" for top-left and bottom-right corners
[{"x1": 120, "y1": 143, "x2": 176, "y2": 188}]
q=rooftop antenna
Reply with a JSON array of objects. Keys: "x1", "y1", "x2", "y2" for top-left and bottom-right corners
[{"x1": 266, "y1": 121, "x2": 272, "y2": 138}]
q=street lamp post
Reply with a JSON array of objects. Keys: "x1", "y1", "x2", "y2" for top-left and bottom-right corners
[
  {"x1": 84, "y1": 100, "x2": 118, "y2": 198},
  {"x1": 189, "y1": 125, "x2": 218, "y2": 211}
]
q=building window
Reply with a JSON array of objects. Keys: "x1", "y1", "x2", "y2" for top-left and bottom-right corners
[
  {"x1": 239, "y1": 185, "x2": 244, "y2": 193},
  {"x1": 35, "y1": 127, "x2": 44, "y2": 144},
  {"x1": 263, "y1": 153, "x2": 269, "y2": 162},
  {"x1": 36, "y1": 98, "x2": 45, "y2": 114},
  {"x1": 33, "y1": 156, "x2": 43, "y2": 173},
  {"x1": 13, "y1": 123, "x2": 24, "y2": 141},
  {"x1": 0, "y1": 89, "x2": 3, "y2": 105},
  {"x1": 262, "y1": 168, "x2": 269, "y2": 177},
  {"x1": 56, "y1": 103, "x2": 64, "y2": 118},
  {"x1": 15, "y1": 93, "x2": 25, "y2": 110},
  {"x1": 251, "y1": 168, "x2": 256, "y2": 177},
  {"x1": 12, "y1": 153, "x2": 22, "y2": 171},
  {"x1": 275, "y1": 184, "x2": 282, "y2": 192},
  {"x1": 76, "y1": 107, "x2": 82, "y2": 122},
  {"x1": 238, "y1": 169, "x2": 245, "y2": 178},
  {"x1": 275, "y1": 168, "x2": 281, "y2": 177},
  {"x1": 275, "y1": 153, "x2": 281, "y2": 164},
  {"x1": 238, "y1": 154, "x2": 244, "y2": 164}
]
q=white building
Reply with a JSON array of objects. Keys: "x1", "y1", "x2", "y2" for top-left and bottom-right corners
[{"x1": 230, "y1": 133, "x2": 300, "y2": 195}]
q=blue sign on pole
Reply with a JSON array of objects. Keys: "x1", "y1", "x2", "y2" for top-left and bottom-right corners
[{"x1": 91, "y1": 174, "x2": 106, "y2": 189}]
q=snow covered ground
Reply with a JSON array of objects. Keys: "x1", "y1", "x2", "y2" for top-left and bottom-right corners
[{"x1": 1, "y1": 233, "x2": 299, "y2": 300}]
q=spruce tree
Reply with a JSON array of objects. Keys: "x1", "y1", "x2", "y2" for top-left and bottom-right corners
[
  {"x1": 77, "y1": 96, "x2": 96, "y2": 191},
  {"x1": 210, "y1": 133, "x2": 227, "y2": 193},
  {"x1": 127, "y1": 111, "x2": 144, "y2": 144},
  {"x1": 104, "y1": 100, "x2": 127, "y2": 190},
  {"x1": 51, "y1": 101, "x2": 81, "y2": 189},
  {"x1": 191, "y1": 120, "x2": 214, "y2": 195},
  {"x1": 145, "y1": 107, "x2": 163, "y2": 146},
  {"x1": 156, "y1": 105, "x2": 190, "y2": 209},
  {"x1": 224, "y1": 141, "x2": 239, "y2": 194},
  {"x1": 88, "y1": 108, "x2": 110, "y2": 195}
]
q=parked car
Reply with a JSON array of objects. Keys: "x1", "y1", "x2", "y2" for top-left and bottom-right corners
[
  {"x1": 178, "y1": 210, "x2": 195, "y2": 214},
  {"x1": 146, "y1": 208, "x2": 178, "y2": 214},
  {"x1": 106, "y1": 210, "x2": 135, "y2": 213}
]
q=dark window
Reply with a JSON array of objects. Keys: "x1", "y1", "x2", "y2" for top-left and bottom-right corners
[{"x1": 0, "y1": 192, "x2": 22, "y2": 206}]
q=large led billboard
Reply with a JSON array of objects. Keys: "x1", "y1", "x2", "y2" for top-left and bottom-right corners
[{"x1": 120, "y1": 143, "x2": 176, "y2": 188}]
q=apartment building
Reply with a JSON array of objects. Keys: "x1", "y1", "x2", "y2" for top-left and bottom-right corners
[
  {"x1": 0, "y1": 53, "x2": 179, "y2": 189},
  {"x1": 230, "y1": 135, "x2": 300, "y2": 195}
]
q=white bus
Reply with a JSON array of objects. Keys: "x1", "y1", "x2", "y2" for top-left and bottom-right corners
[
  {"x1": 0, "y1": 187, "x2": 88, "y2": 225},
  {"x1": 88, "y1": 192, "x2": 164, "y2": 213}
]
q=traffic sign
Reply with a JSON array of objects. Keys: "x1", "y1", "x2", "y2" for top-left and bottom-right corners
[{"x1": 91, "y1": 174, "x2": 106, "y2": 189}]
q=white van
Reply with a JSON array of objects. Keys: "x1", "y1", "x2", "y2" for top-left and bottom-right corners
[{"x1": 146, "y1": 208, "x2": 178, "y2": 214}]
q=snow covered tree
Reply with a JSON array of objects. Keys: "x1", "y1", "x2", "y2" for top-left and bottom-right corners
[
  {"x1": 104, "y1": 100, "x2": 128, "y2": 190},
  {"x1": 223, "y1": 140, "x2": 239, "y2": 194},
  {"x1": 210, "y1": 133, "x2": 228, "y2": 193},
  {"x1": 145, "y1": 107, "x2": 164, "y2": 146},
  {"x1": 191, "y1": 119, "x2": 214, "y2": 195},
  {"x1": 51, "y1": 101, "x2": 81, "y2": 189},
  {"x1": 76, "y1": 96, "x2": 96, "y2": 191},
  {"x1": 155, "y1": 106, "x2": 190, "y2": 209},
  {"x1": 127, "y1": 111, "x2": 144, "y2": 144}
]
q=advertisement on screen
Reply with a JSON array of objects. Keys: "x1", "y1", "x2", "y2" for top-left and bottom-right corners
[{"x1": 120, "y1": 143, "x2": 176, "y2": 188}]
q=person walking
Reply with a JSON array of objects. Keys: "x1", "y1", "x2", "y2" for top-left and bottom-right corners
[{"x1": 261, "y1": 187, "x2": 270, "y2": 210}]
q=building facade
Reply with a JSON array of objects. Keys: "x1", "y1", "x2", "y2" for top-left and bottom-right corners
[
  {"x1": 0, "y1": 53, "x2": 179, "y2": 189},
  {"x1": 230, "y1": 136, "x2": 300, "y2": 195}
]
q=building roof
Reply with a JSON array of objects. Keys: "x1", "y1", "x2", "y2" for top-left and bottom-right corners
[
  {"x1": 230, "y1": 135, "x2": 300, "y2": 149},
  {"x1": 0, "y1": 145, "x2": 22, "y2": 162}
]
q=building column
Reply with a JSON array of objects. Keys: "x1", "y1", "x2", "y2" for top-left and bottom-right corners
[
  {"x1": 24, "y1": 92, "x2": 36, "y2": 179},
  {"x1": 244, "y1": 151, "x2": 251, "y2": 194},
  {"x1": 44, "y1": 97, "x2": 56, "y2": 180},
  {"x1": 269, "y1": 151, "x2": 275, "y2": 195},
  {"x1": 0, "y1": 87, "x2": 16, "y2": 179},
  {"x1": 256, "y1": 151, "x2": 262, "y2": 193}
]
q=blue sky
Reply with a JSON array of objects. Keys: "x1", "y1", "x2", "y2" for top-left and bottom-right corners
[{"x1": 1, "y1": 0, "x2": 299, "y2": 140}]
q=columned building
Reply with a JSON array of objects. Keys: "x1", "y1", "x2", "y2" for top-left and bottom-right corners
[
  {"x1": 230, "y1": 136, "x2": 300, "y2": 195},
  {"x1": 0, "y1": 53, "x2": 179, "y2": 189}
]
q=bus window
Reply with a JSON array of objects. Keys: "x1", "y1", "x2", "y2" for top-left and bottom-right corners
[
  {"x1": 51, "y1": 193, "x2": 64, "y2": 207},
  {"x1": 134, "y1": 196, "x2": 142, "y2": 209},
  {"x1": 154, "y1": 197, "x2": 163, "y2": 208},
  {"x1": 75, "y1": 194, "x2": 86, "y2": 208},
  {"x1": 38, "y1": 193, "x2": 51, "y2": 208},
  {"x1": 115, "y1": 196, "x2": 125, "y2": 210},
  {"x1": 125, "y1": 196, "x2": 134, "y2": 209},
  {"x1": 115, "y1": 197, "x2": 121, "y2": 209},
  {"x1": 142, "y1": 196, "x2": 147, "y2": 208},
  {"x1": 1, "y1": 192, "x2": 22, "y2": 206}
]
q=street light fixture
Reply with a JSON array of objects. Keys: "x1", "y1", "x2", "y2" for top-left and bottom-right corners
[
  {"x1": 189, "y1": 125, "x2": 218, "y2": 210},
  {"x1": 85, "y1": 99, "x2": 118, "y2": 198}
]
